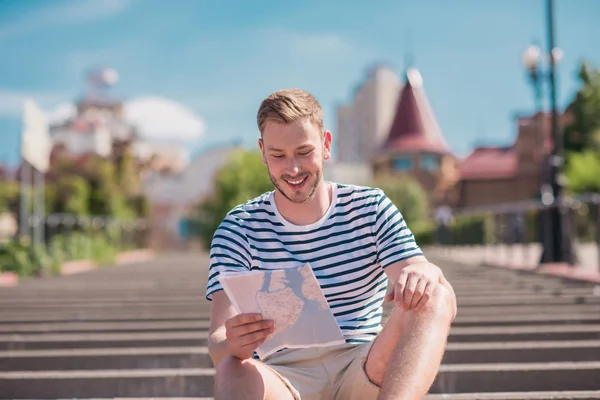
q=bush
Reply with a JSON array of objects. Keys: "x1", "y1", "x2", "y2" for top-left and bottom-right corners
[
  {"x1": 411, "y1": 221, "x2": 435, "y2": 246},
  {"x1": 0, "y1": 228, "x2": 138, "y2": 278},
  {"x1": 194, "y1": 149, "x2": 273, "y2": 250},
  {"x1": 373, "y1": 174, "x2": 430, "y2": 227}
]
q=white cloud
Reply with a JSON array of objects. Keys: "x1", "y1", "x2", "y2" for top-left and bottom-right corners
[
  {"x1": 46, "y1": 103, "x2": 76, "y2": 125},
  {"x1": 0, "y1": 89, "x2": 69, "y2": 117},
  {"x1": 0, "y1": 0, "x2": 135, "y2": 40},
  {"x1": 124, "y1": 97, "x2": 205, "y2": 141},
  {"x1": 41, "y1": 96, "x2": 205, "y2": 142}
]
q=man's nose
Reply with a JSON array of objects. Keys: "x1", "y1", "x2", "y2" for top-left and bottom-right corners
[{"x1": 286, "y1": 158, "x2": 300, "y2": 175}]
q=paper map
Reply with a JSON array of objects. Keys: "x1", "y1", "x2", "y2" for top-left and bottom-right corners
[{"x1": 219, "y1": 263, "x2": 345, "y2": 359}]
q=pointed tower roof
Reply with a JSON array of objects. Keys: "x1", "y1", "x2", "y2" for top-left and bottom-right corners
[{"x1": 382, "y1": 68, "x2": 450, "y2": 155}]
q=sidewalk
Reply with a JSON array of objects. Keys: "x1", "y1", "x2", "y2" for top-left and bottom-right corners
[{"x1": 424, "y1": 243, "x2": 600, "y2": 284}]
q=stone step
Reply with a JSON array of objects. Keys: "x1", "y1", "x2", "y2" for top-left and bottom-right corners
[
  {"x1": 0, "y1": 320, "x2": 208, "y2": 334},
  {"x1": 450, "y1": 303, "x2": 600, "y2": 316},
  {"x1": 0, "y1": 368, "x2": 216, "y2": 399},
  {"x1": 5, "y1": 303, "x2": 600, "y2": 323},
  {"x1": 4, "y1": 291, "x2": 599, "y2": 308},
  {"x1": 449, "y1": 312, "x2": 600, "y2": 326},
  {"x1": 449, "y1": 324, "x2": 600, "y2": 342},
  {"x1": 0, "y1": 289, "x2": 206, "y2": 298},
  {"x1": 453, "y1": 287, "x2": 597, "y2": 297},
  {"x1": 424, "y1": 392, "x2": 600, "y2": 400},
  {"x1": 456, "y1": 294, "x2": 600, "y2": 307},
  {"x1": 430, "y1": 361, "x2": 600, "y2": 393},
  {"x1": 443, "y1": 340, "x2": 600, "y2": 363},
  {"x1": 0, "y1": 312, "x2": 210, "y2": 323},
  {"x1": 0, "y1": 297, "x2": 205, "y2": 307},
  {"x1": 3, "y1": 309, "x2": 598, "y2": 327},
  {"x1": 4, "y1": 362, "x2": 600, "y2": 398},
  {"x1": 12, "y1": 395, "x2": 600, "y2": 400},
  {"x1": 4, "y1": 296, "x2": 600, "y2": 317},
  {"x1": 0, "y1": 332, "x2": 208, "y2": 350},
  {"x1": 0, "y1": 347, "x2": 213, "y2": 371}
]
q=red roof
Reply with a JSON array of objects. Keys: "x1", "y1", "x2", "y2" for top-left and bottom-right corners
[
  {"x1": 459, "y1": 146, "x2": 517, "y2": 180},
  {"x1": 382, "y1": 68, "x2": 450, "y2": 155}
]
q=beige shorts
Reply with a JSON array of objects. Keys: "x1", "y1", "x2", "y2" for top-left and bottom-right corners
[{"x1": 262, "y1": 342, "x2": 380, "y2": 400}]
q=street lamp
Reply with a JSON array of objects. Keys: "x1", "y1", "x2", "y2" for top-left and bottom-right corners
[{"x1": 522, "y1": 0, "x2": 575, "y2": 265}]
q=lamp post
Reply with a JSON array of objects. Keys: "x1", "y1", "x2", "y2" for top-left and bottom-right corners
[{"x1": 522, "y1": 0, "x2": 575, "y2": 265}]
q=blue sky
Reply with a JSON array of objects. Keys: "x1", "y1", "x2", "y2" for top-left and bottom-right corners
[{"x1": 1, "y1": 0, "x2": 599, "y2": 167}]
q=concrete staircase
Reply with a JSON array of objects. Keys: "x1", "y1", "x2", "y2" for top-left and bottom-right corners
[{"x1": 1, "y1": 252, "x2": 599, "y2": 399}]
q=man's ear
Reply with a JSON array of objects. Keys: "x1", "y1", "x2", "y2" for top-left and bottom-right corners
[
  {"x1": 258, "y1": 138, "x2": 267, "y2": 166},
  {"x1": 323, "y1": 131, "x2": 332, "y2": 160}
]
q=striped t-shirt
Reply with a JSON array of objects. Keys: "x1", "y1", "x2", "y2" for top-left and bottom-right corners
[{"x1": 206, "y1": 182, "x2": 423, "y2": 347}]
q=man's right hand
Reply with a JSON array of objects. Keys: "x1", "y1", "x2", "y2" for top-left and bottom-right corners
[{"x1": 225, "y1": 313, "x2": 274, "y2": 360}]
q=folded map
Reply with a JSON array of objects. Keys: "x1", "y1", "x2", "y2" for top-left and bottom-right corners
[{"x1": 219, "y1": 263, "x2": 346, "y2": 359}]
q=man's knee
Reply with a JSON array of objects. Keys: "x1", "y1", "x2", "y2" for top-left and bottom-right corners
[
  {"x1": 215, "y1": 356, "x2": 258, "y2": 386},
  {"x1": 422, "y1": 282, "x2": 456, "y2": 322}
]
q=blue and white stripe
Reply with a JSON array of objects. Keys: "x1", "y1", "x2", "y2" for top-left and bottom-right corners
[{"x1": 206, "y1": 183, "x2": 423, "y2": 344}]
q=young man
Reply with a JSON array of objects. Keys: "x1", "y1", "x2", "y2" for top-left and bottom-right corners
[{"x1": 206, "y1": 89, "x2": 457, "y2": 400}]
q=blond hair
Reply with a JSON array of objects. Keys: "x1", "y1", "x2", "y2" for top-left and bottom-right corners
[{"x1": 257, "y1": 89, "x2": 324, "y2": 135}]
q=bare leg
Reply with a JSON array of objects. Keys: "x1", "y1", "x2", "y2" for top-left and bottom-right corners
[
  {"x1": 364, "y1": 282, "x2": 455, "y2": 400},
  {"x1": 214, "y1": 356, "x2": 296, "y2": 400}
]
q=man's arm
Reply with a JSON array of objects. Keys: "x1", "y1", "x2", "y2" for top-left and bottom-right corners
[
  {"x1": 208, "y1": 291, "x2": 238, "y2": 366},
  {"x1": 208, "y1": 290, "x2": 274, "y2": 367}
]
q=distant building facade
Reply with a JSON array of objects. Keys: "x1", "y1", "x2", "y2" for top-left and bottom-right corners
[
  {"x1": 372, "y1": 68, "x2": 461, "y2": 207},
  {"x1": 336, "y1": 65, "x2": 402, "y2": 165},
  {"x1": 457, "y1": 112, "x2": 569, "y2": 208},
  {"x1": 48, "y1": 68, "x2": 189, "y2": 176}
]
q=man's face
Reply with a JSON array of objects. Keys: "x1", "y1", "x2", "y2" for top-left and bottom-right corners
[{"x1": 259, "y1": 119, "x2": 332, "y2": 204}]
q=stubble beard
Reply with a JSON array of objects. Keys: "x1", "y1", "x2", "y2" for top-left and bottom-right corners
[{"x1": 270, "y1": 169, "x2": 322, "y2": 204}]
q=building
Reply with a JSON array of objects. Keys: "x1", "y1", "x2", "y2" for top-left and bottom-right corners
[
  {"x1": 336, "y1": 65, "x2": 402, "y2": 164},
  {"x1": 457, "y1": 111, "x2": 569, "y2": 208},
  {"x1": 372, "y1": 68, "x2": 460, "y2": 206},
  {"x1": 48, "y1": 67, "x2": 188, "y2": 176},
  {"x1": 144, "y1": 144, "x2": 242, "y2": 245}
]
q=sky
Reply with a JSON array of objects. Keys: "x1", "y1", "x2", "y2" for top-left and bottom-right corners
[{"x1": 0, "y1": 0, "x2": 599, "y2": 167}]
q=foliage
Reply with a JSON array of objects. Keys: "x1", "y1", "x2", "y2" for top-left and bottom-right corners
[
  {"x1": 0, "y1": 181, "x2": 20, "y2": 214},
  {"x1": 564, "y1": 62, "x2": 600, "y2": 154},
  {"x1": 194, "y1": 149, "x2": 273, "y2": 249},
  {"x1": 411, "y1": 220, "x2": 435, "y2": 246},
  {"x1": 372, "y1": 173, "x2": 430, "y2": 226},
  {"x1": 565, "y1": 150, "x2": 600, "y2": 194},
  {"x1": 0, "y1": 227, "x2": 137, "y2": 278}
]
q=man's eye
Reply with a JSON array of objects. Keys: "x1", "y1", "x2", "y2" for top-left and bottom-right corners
[
  {"x1": 299, "y1": 151, "x2": 312, "y2": 156},
  {"x1": 272, "y1": 154, "x2": 284, "y2": 159}
]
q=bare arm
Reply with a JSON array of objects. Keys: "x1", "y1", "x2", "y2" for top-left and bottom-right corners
[
  {"x1": 207, "y1": 291, "x2": 238, "y2": 366},
  {"x1": 208, "y1": 290, "x2": 274, "y2": 367}
]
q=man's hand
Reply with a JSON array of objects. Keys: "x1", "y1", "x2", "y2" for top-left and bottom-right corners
[
  {"x1": 225, "y1": 313, "x2": 274, "y2": 360},
  {"x1": 384, "y1": 262, "x2": 443, "y2": 311}
]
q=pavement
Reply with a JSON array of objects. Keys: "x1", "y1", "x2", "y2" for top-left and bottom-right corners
[{"x1": 1, "y1": 251, "x2": 600, "y2": 399}]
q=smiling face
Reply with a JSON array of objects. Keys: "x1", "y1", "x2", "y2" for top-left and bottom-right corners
[{"x1": 259, "y1": 119, "x2": 331, "y2": 204}]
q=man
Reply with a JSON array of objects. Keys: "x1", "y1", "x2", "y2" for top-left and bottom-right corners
[{"x1": 206, "y1": 88, "x2": 457, "y2": 400}]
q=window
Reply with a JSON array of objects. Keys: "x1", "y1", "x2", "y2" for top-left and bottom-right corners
[
  {"x1": 392, "y1": 157, "x2": 412, "y2": 171},
  {"x1": 420, "y1": 155, "x2": 440, "y2": 171}
]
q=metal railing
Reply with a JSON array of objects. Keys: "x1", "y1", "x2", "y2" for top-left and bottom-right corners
[
  {"x1": 0, "y1": 213, "x2": 150, "y2": 277},
  {"x1": 429, "y1": 193, "x2": 600, "y2": 273}
]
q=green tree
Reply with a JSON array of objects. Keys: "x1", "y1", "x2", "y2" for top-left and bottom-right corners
[
  {"x1": 563, "y1": 61, "x2": 600, "y2": 194},
  {"x1": 565, "y1": 150, "x2": 600, "y2": 194},
  {"x1": 115, "y1": 145, "x2": 141, "y2": 197},
  {"x1": 0, "y1": 181, "x2": 20, "y2": 214},
  {"x1": 85, "y1": 158, "x2": 132, "y2": 218},
  {"x1": 55, "y1": 176, "x2": 90, "y2": 215},
  {"x1": 564, "y1": 62, "x2": 600, "y2": 154},
  {"x1": 372, "y1": 174, "x2": 430, "y2": 226},
  {"x1": 195, "y1": 149, "x2": 273, "y2": 249}
]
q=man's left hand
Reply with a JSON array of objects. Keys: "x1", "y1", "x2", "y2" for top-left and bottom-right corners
[{"x1": 384, "y1": 262, "x2": 443, "y2": 311}]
